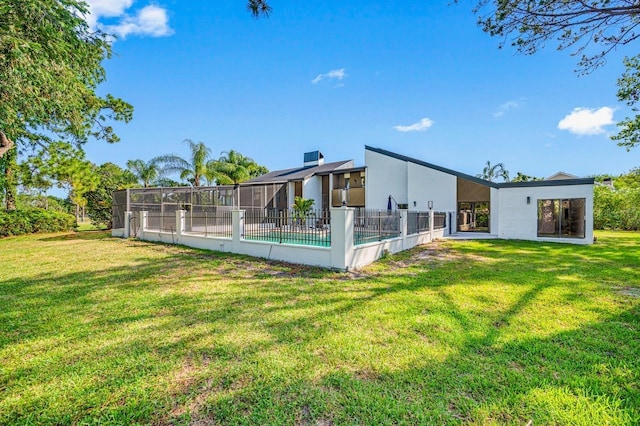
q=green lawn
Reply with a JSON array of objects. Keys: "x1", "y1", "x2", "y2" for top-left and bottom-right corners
[{"x1": 0, "y1": 231, "x2": 638, "y2": 425}]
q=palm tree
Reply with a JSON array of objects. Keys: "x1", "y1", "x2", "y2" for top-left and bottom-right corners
[
  {"x1": 207, "y1": 150, "x2": 266, "y2": 185},
  {"x1": 477, "y1": 161, "x2": 509, "y2": 182},
  {"x1": 126, "y1": 159, "x2": 161, "y2": 187},
  {"x1": 155, "y1": 139, "x2": 212, "y2": 187},
  {"x1": 292, "y1": 196, "x2": 315, "y2": 226},
  {"x1": 292, "y1": 196, "x2": 315, "y2": 215}
]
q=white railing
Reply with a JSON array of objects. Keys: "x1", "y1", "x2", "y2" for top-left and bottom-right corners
[{"x1": 114, "y1": 209, "x2": 449, "y2": 270}]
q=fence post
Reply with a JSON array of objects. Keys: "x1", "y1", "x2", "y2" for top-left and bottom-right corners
[
  {"x1": 139, "y1": 211, "x2": 148, "y2": 240},
  {"x1": 330, "y1": 207, "x2": 354, "y2": 271},
  {"x1": 176, "y1": 210, "x2": 185, "y2": 243},
  {"x1": 429, "y1": 210, "x2": 435, "y2": 241},
  {"x1": 232, "y1": 210, "x2": 244, "y2": 247},
  {"x1": 399, "y1": 210, "x2": 407, "y2": 250},
  {"x1": 123, "y1": 212, "x2": 132, "y2": 238}
]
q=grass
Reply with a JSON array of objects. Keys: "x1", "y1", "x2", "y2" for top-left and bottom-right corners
[
  {"x1": 0, "y1": 230, "x2": 638, "y2": 425},
  {"x1": 75, "y1": 220, "x2": 108, "y2": 232}
]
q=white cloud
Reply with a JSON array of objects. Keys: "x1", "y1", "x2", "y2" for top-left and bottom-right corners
[
  {"x1": 84, "y1": 1, "x2": 172, "y2": 39},
  {"x1": 312, "y1": 68, "x2": 347, "y2": 85},
  {"x1": 492, "y1": 100, "x2": 519, "y2": 118},
  {"x1": 557, "y1": 107, "x2": 615, "y2": 135},
  {"x1": 105, "y1": 5, "x2": 173, "y2": 38},
  {"x1": 84, "y1": 0, "x2": 133, "y2": 28},
  {"x1": 393, "y1": 117, "x2": 434, "y2": 132}
]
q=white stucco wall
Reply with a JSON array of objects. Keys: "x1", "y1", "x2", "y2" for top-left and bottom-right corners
[
  {"x1": 365, "y1": 149, "x2": 408, "y2": 209},
  {"x1": 287, "y1": 182, "x2": 296, "y2": 209},
  {"x1": 303, "y1": 176, "x2": 322, "y2": 210},
  {"x1": 490, "y1": 187, "x2": 499, "y2": 235},
  {"x1": 497, "y1": 184, "x2": 594, "y2": 244},
  {"x1": 407, "y1": 162, "x2": 457, "y2": 212}
]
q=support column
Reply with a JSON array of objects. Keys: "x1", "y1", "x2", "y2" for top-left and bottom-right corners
[
  {"x1": 123, "y1": 212, "x2": 132, "y2": 238},
  {"x1": 399, "y1": 209, "x2": 407, "y2": 250},
  {"x1": 232, "y1": 210, "x2": 244, "y2": 247},
  {"x1": 429, "y1": 210, "x2": 435, "y2": 240},
  {"x1": 330, "y1": 207, "x2": 354, "y2": 270},
  {"x1": 176, "y1": 210, "x2": 186, "y2": 244},
  {"x1": 139, "y1": 211, "x2": 148, "y2": 240}
]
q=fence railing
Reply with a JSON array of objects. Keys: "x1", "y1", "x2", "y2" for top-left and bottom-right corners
[
  {"x1": 407, "y1": 211, "x2": 430, "y2": 235},
  {"x1": 243, "y1": 209, "x2": 331, "y2": 247},
  {"x1": 184, "y1": 210, "x2": 233, "y2": 238},
  {"x1": 434, "y1": 212, "x2": 447, "y2": 230},
  {"x1": 354, "y1": 209, "x2": 400, "y2": 245}
]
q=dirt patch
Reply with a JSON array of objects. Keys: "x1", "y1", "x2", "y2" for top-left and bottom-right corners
[
  {"x1": 380, "y1": 240, "x2": 496, "y2": 270},
  {"x1": 617, "y1": 287, "x2": 640, "y2": 298}
]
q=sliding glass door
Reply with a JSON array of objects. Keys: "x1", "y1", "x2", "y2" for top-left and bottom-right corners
[
  {"x1": 537, "y1": 198, "x2": 585, "y2": 238},
  {"x1": 457, "y1": 201, "x2": 490, "y2": 232}
]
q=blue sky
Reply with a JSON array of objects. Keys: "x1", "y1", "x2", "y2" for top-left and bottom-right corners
[{"x1": 81, "y1": 0, "x2": 638, "y2": 180}]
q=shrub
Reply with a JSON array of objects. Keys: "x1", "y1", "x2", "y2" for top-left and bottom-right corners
[
  {"x1": 594, "y1": 186, "x2": 640, "y2": 230},
  {"x1": 0, "y1": 208, "x2": 76, "y2": 237}
]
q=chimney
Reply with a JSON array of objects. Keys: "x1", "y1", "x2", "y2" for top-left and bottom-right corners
[
  {"x1": 603, "y1": 178, "x2": 614, "y2": 189},
  {"x1": 303, "y1": 151, "x2": 324, "y2": 167}
]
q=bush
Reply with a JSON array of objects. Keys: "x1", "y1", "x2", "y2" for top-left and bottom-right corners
[
  {"x1": 594, "y1": 186, "x2": 640, "y2": 230},
  {"x1": 0, "y1": 208, "x2": 76, "y2": 237}
]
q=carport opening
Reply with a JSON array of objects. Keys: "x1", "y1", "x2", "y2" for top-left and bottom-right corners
[{"x1": 457, "y1": 178, "x2": 491, "y2": 233}]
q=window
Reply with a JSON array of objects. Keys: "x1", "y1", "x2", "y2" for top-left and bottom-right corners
[{"x1": 537, "y1": 198, "x2": 585, "y2": 238}]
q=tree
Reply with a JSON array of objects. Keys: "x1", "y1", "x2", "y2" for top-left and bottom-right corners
[
  {"x1": 155, "y1": 140, "x2": 212, "y2": 187},
  {"x1": 126, "y1": 159, "x2": 162, "y2": 187},
  {"x1": 612, "y1": 56, "x2": 640, "y2": 150},
  {"x1": 471, "y1": 1, "x2": 640, "y2": 71},
  {"x1": 477, "y1": 161, "x2": 509, "y2": 182},
  {"x1": 247, "y1": 0, "x2": 272, "y2": 17},
  {"x1": 615, "y1": 167, "x2": 640, "y2": 189},
  {"x1": 85, "y1": 163, "x2": 137, "y2": 227},
  {"x1": 0, "y1": 0, "x2": 133, "y2": 210},
  {"x1": 468, "y1": 1, "x2": 640, "y2": 149},
  {"x1": 23, "y1": 142, "x2": 100, "y2": 222},
  {"x1": 208, "y1": 150, "x2": 268, "y2": 185},
  {"x1": 292, "y1": 196, "x2": 315, "y2": 226},
  {"x1": 511, "y1": 172, "x2": 542, "y2": 183}
]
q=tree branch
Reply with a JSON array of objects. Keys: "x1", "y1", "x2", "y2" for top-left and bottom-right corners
[{"x1": 0, "y1": 130, "x2": 15, "y2": 158}]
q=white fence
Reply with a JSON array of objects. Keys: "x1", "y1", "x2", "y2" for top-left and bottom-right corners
[{"x1": 113, "y1": 208, "x2": 449, "y2": 270}]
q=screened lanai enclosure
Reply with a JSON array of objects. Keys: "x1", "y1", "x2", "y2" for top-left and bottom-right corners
[
  {"x1": 113, "y1": 184, "x2": 289, "y2": 235},
  {"x1": 112, "y1": 185, "x2": 442, "y2": 249}
]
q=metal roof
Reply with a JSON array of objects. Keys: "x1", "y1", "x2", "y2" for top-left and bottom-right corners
[
  {"x1": 365, "y1": 145, "x2": 500, "y2": 188},
  {"x1": 498, "y1": 178, "x2": 595, "y2": 188},
  {"x1": 243, "y1": 160, "x2": 354, "y2": 184},
  {"x1": 365, "y1": 146, "x2": 594, "y2": 189},
  {"x1": 315, "y1": 166, "x2": 366, "y2": 176}
]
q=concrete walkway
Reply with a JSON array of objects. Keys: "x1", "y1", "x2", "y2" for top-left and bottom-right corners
[{"x1": 444, "y1": 232, "x2": 499, "y2": 240}]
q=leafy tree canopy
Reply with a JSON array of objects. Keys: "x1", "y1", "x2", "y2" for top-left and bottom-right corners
[
  {"x1": 85, "y1": 162, "x2": 137, "y2": 227},
  {"x1": 0, "y1": 0, "x2": 133, "y2": 209},
  {"x1": 126, "y1": 159, "x2": 163, "y2": 188},
  {"x1": 470, "y1": 0, "x2": 640, "y2": 72},
  {"x1": 594, "y1": 167, "x2": 640, "y2": 189},
  {"x1": 154, "y1": 139, "x2": 213, "y2": 187},
  {"x1": 467, "y1": 0, "x2": 640, "y2": 149},
  {"x1": 511, "y1": 172, "x2": 543, "y2": 183},
  {"x1": 22, "y1": 142, "x2": 99, "y2": 217},
  {"x1": 0, "y1": 0, "x2": 133, "y2": 151},
  {"x1": 208, "y1": 150, "x2": 268, "y2": 185}
]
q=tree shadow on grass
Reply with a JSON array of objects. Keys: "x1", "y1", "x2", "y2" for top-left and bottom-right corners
[
  {"x1": 1, "y1": 234, "x2": 639, "y2": 424},
  {"x1": 36, "y1": 230, "x2": 112, "y2": 241}
]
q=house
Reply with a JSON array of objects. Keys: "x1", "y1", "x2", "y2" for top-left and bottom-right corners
[
  {"x1": 365, "y1": 146, "x2": 594, "y2": 244},
  {"x1": 239, "y1": 151, "x2": 366, "y2": 211},
  {"x1": 112, "y1": 145, "x2": 595, "y2": 270},
  {"x1": 546, "y1": 171, "x2": 580, "y2": 180}
]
